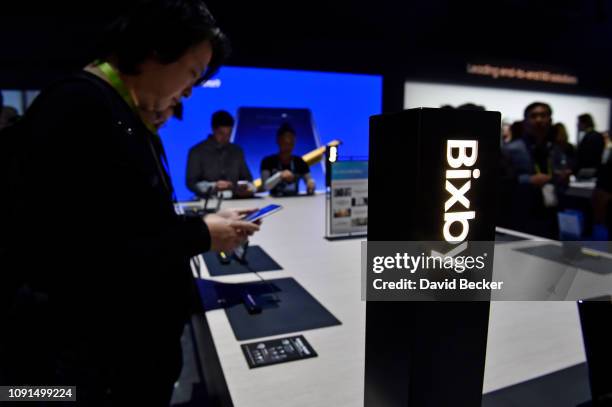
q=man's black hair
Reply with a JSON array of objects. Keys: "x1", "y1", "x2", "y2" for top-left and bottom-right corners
[
  {"x1": 276, "y1": 123, "x2": 296, "y2": 139},
  {"x1": 578, "y1": 113, "x2": 595, "y2": 129},
  {"x1": 211, "y1": 110, "x2": 234, "y2": 129},
  {"x1": 524, "y1": 102, "x2": 552, "y2": 118},
  {"x1": 457, "y1": 103, "x2": 485, "y2": 111},
  {"x1": 98, "y1": 0, "x2": 230, "y2": 83}
]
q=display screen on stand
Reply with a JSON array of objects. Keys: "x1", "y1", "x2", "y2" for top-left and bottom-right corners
[{"x1": 326, "y1": 159, "x2": 368, "y2": 238}]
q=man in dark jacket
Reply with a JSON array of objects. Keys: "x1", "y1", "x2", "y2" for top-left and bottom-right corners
[
  {"x1": 575, "y1": 113, "x2": 605, "y2": 175},
  {"x1": 593, "y1": 154, "x2": 612, "y2": 241},
  {"x1": 186, "y1": 110, "x2": 254, "y2": 198},
  {"x1": 2, "y1": 2, "x2": 259, "y2": 405}
]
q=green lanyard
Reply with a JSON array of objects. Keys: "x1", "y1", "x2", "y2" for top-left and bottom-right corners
[
  {"x1": 95, "y1": 61, "x2": 175, "y2": 198},
  {"x1": 96, "y1": 61, "x2": 157, "y2": 134}
]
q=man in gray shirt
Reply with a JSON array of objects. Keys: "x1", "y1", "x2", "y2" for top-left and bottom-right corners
[{"x1": 186, "y1": 110, "x2": 254, "y2": 197}]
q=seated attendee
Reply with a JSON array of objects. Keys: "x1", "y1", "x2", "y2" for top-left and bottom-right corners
[
  {"x1": 261, "y1": 123, "x2": 315, "y2": 196},
  {"x1": 575, "y1": 113, "x2": 604, "y2": 175},
  {"x1": 186, "y1": 110, "x2": 254, "y2": 197}
]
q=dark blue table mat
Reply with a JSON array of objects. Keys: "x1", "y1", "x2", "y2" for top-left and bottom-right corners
[
  {"x1": 221, "y1": 277, "x2": 342, "y2": 341},
  {"x1": 202, "y1": 245, "x2": 282, "y2": 276},
  {"x1": 196, "y1": 278, "x2": 281, "y2": 312}
]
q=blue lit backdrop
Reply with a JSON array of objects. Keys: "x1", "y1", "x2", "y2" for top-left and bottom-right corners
[{"x1": 159, "y1": 66, "x2": 382, "y2": 200}]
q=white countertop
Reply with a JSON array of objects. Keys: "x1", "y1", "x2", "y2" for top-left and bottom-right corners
[{"x1": 189, "y1": 193, "x2": 586, "y2": 406}]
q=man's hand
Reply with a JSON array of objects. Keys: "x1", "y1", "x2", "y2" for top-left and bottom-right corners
[
  {"x1": 280, "y1": 170, "x2": 295, "y2": 183},
  {"x1": 216, "y1": 208, "x2": 258, "y2": 221},
  {"x1": 530, "y1": 173, "x2": 552, "y2": 187},
  {"x1": 205, "y1": 214, "x2": 260, "y2": 252},
  {"x1": 306, "y1": 179, "x2": 316, "y2": 195},
  {"x1": 234, "y1": 183, "x2": 255, "y2": 198},
  {"x1": 216, "y1": 180, "x2": 233, "y2": 191},
  {"x1": 217, "y1": 207, "x2": 262, "y2": 226}
]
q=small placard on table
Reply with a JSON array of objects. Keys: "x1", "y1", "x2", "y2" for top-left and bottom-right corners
[{"x1": 241, "y1": 335, "x2": 317, "y2": 369}]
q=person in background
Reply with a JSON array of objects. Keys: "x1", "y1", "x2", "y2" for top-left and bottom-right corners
[
  {"x1": 500, "y1": 102, "x2": 570, "y2": 238},
  {"x1": 552, "y1": 122, "x2": 576, "y2": 171},
  {"x1": 510, "y1": 120, "x2": 524, "y2": 141},
  {"x1": 593, "y1": 153, "x2": 612, "y2": 241},
  {"x1": 456, "y1": 102, "x2": 485, "y2": 111},
  {"x1": 501, "y1": 120, "x2": 523, "y2": 145},
  {"x1": 501, "y1": 120, "x2": 513, "y2": 144},
  {"x1": 602, "y1": 130, "x2": 611, "y2": 165},
  {"x1": 186, "y1": 110, "x2": 254, "y2": 197},
  {"x1": 575, "y1": 113, "x2": 604, "y2": 174},
  {"x1": 261, "y1": 123, "x2": 315, "y2": 196}
]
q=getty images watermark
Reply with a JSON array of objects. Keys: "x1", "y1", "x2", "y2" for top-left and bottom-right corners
[{"x1": 361, "y1": 240, "x2": 612, "y2": 301}]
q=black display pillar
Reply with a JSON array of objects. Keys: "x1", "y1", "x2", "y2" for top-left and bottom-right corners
[{"x1": 364, "y1": 108, "x2": 501, "y2": 407}]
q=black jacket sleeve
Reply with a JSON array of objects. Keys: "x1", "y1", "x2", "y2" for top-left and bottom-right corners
[{"x1": 124, "y1": 214, "x2": 211, "y2": 259}]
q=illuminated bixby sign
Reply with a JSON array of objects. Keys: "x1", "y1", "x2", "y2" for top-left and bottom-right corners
[{"x1": 443, "y1": 140, "x2": 479, "y2": 243}]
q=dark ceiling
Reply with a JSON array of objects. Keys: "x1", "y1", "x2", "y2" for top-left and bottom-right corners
[{"x1": 1, "y1": 0, "x2": 611, "y2": 92}]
